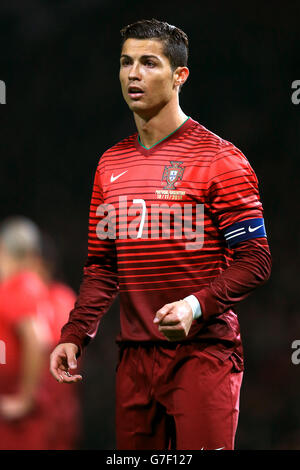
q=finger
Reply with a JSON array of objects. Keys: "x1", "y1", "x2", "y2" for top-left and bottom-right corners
[
  {"x1": 158, "y1": 324, "x2": 183, "y2": 332},
  {"x1": 154, "y1": 303, "x2": 175, "y2": 324},
  {"x1": 50, "y1": 356, "x2": 65, "y2": 382},
  {"x1": 51, "y1": 361, "x2": 68, "y2": 383},
  {"x1": 66, "y1": 348, "x2": 78, "y2": 370},
  {"x1": 158, "y1": 313, "x2": 180, "y2": 326},
  {"x1": 59, "y1": 371, "x2": 83, "y2": 383}
]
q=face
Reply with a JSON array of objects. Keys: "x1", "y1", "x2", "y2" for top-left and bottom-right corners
[{"x1": 119, "y1": 38, "x2": 180, "y2": 119}]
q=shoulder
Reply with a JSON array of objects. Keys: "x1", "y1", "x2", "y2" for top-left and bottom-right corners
[
  {"x1": 196, "y1": 121, "x2": 252, "y2": 167},
  {"x1": 0, "y1": 271, "x2": 48, "y2": 323},
  {"x1": 184, "y1": 119, "x2": 250, "y2": 170},
  {"x1": 49, "y1": 282, "x2": 76, "y2": 304},
  {"x1": 210, "y1": 139, "x2": 255, "y2": 180},
  {"x1": 187, "y1": 120, "x2": 256, "y2": 184},
  {"x1": 96, "y1": 133, "x2": 137, "y2": 170},
  {"x1": 191, "y1": 120, "x2": 246, "y2": 159}
]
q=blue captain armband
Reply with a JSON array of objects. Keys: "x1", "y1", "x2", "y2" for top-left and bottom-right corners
[{"x1": 223, "y1": 218, "x2": 267, "y2": 248}]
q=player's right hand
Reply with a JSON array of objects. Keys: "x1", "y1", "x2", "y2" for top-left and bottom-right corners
[{"x1": 50, "y1": 343, "x2": 83, "y2": 384}]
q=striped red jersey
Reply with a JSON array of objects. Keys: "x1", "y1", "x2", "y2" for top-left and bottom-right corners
[{"x1": 60, "y1": 117, "x2": 271, "y2": 364}]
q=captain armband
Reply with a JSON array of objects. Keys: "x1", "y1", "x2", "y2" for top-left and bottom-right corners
[{"x1": 223, "y1": 218, "x2": 267, "y2": 248}]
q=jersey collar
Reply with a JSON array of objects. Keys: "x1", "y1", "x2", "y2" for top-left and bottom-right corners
[{"x1": 133, "y1": 116, "x2": 196, "y2": 157}]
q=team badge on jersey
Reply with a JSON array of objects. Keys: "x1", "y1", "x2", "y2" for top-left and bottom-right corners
[{"x1": 162, "y1": 161, "x2": 185, "y2": 189}]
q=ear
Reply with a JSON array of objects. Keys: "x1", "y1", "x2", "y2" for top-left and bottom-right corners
[{"x1": 173, "y1": 66, "x2": 189, "y2": 88}]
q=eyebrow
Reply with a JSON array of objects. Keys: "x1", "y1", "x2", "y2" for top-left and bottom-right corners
[{"x1": 120, "y1": 54, "x2": 161, "y2": 61}]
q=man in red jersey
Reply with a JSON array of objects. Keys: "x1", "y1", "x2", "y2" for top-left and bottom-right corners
[
  {"x1": 50, "y1": 19, "x2": 271, "y2": 450},
  {"x1": 0, "y1": 217, "x2": 51, "y2": 449}
]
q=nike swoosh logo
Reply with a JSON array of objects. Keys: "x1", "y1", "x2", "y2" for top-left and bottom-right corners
[
  {"x1": 248, "y1": 224, "x2": 263, "y2": 233},
  {"x1": 200, "y1": 446, "x2": 224, "y2": 450},
  {"x1": 110, "y1": 170, "x2": 128, "y2": 183}
]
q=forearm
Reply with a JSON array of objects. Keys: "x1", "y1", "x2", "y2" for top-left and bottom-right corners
[
  {"x1": 59, "y1": 257, "x2": 119, "y2": 355},
  {"x1": 193, "y1": 238, "x2": 272, "y2": 321},
  {"x1": 18, "y1": 318, "x2": 47, "y2": 402}
]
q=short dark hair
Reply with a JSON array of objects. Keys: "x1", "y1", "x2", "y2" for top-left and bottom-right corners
[{"x1": 120, "y1": 18, "x2": 189, "y2": 72}]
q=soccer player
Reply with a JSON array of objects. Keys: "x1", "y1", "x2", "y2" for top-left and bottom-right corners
[{"x1": 50, "y1": 19, "x2": 272, "y2": 450}]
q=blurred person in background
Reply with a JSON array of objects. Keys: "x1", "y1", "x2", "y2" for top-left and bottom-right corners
[
  {"x1": 0, "y1": 216, "x2": 51, "y2": 449},
  {"x1": 0, "y1": 216, "x2": 80, "y2": 449}
]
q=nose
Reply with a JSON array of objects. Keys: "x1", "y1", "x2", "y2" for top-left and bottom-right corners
[{"x1": 128, "y1": 61, "x2": 142, "y2": 81}]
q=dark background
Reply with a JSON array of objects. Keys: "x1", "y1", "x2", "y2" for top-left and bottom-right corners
[{"x1": 1, "y1": 0, "x2": 299, "y2": 449}]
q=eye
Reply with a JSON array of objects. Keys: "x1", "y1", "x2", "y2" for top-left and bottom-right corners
[
  {"x1": 121, "y1": 58, "x2": 131, "y2": 67},
  {"x1": 145, "y1": 61, "x2": 155, "y2": 67}
]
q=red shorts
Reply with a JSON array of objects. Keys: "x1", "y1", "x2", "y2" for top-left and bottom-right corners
[{"x1": 115, "y1": 342, "x2": 243, "y2": 450}]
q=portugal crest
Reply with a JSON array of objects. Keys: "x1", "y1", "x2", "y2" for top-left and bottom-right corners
[{"x1": 162, "y1": 161, "x2": 185, "y2": 189}]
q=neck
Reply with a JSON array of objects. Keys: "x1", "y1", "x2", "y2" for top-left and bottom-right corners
[{"x1": 134, "y1": 98, "x2": 188, "y2": 149}]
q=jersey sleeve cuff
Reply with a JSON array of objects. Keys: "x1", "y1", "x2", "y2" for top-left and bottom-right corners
[{"x1": 183, "y1": 295, "x2": 202, "y2": 319}]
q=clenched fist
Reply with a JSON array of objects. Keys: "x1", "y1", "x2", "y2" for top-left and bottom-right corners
[{"x1": 153, "y1": 300, "x2": 193, "y2": 341}]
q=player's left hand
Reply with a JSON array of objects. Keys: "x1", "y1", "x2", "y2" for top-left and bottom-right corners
[
  {"x1": 0, "y1": 394, "x2": 34, "y2": 420},
  {"x1": 153, "y1": 300, "x2": 194, "y2": 341}
]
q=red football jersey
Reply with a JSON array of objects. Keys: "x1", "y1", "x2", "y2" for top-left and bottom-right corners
[
  {"x1": 60, "y1": 117, "x2": 270, "y2": 364},
  {"x1": 0, "y1": 270, "x2": 50, "y2": 395},
  {"x1": 47, "y1": 283, "x2": 76, "y2": 343}
]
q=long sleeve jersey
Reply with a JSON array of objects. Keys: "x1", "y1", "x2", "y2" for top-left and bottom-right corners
[{"x1": 59, "y1": 117, "x2": 271, "y2": 366}]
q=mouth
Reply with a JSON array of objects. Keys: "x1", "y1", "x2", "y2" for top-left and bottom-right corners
[{"x1": 128, "y1": 86, "x2": 144, "y2": 100}]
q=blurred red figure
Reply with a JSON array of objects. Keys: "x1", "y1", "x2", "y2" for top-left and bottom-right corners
[
  {"x1": 0, "y1": 217, "x2": 81, "y2": 449},
  {"x1": 0, "y1": 217, "x2": 52, "y2": 449},
  {"x1": 30, "y1": 231, "x2": 81, "y2": 449},
  {"x1": 43, "y1": 280, "x2": 81, "y2": 449}
]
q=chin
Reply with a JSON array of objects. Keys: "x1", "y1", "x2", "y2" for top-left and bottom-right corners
[
  {"x1": 129, "y1": 103, "x2": 148, "y2": 116},
  {"x1": 128, "y1": 99, "x2": 144, "y2": 109}
]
